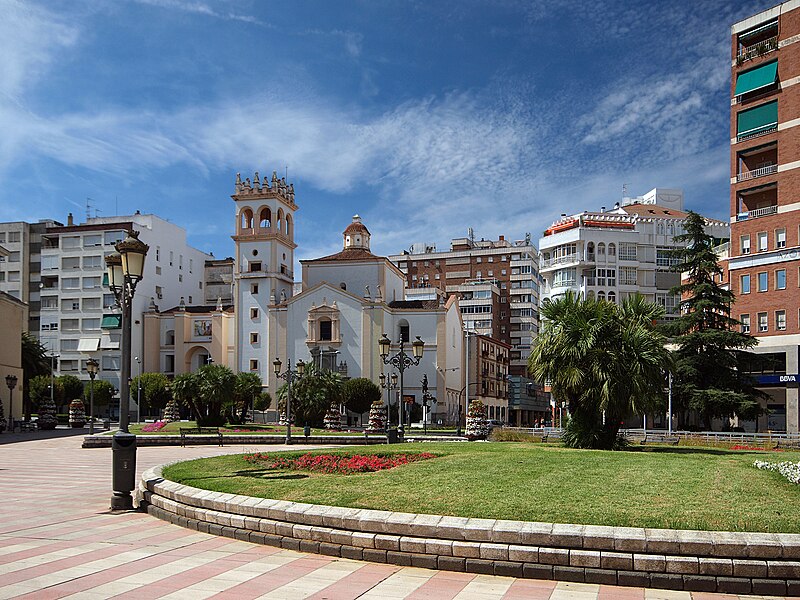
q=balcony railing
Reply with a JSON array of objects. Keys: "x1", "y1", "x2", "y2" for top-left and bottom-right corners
[
  {"x1": 737, "y1": 163, "x2": 777, "y2": 182},
  {"x1": 736, "y1": 205, "x2": 779, "y2": 221},
  {"x1": 540, "y1": 254, "x2": 580, "y2": 268},
  {"x1": 737, "y1": 36, "x2": 778, "y2": 64}
]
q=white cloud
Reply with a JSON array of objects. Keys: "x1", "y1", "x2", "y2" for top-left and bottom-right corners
[{"x1": 131, "y1": 0, "x2": 269, "y2": 27}]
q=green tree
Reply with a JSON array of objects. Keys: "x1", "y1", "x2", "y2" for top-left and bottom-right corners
[
  {"x1": 58, "y1": 375, "x2": 85, "y2": 405},
  {"x1": 253, "y1": 390, "x2": 272, "y2": 412},
  {"x1": 21, "y1": 333, "x2": 52, "y2": 420},
  {"x1": 83, "y1": 379, "x2": 115, "y2": 412},
  {"x1": 342, "y1": 378, "x2": 381, "y2": 419},
  {"x1": 278, "y1": 363, "x2": 343, "y2": 427},
  {"x1": 231, "y1": 372, "x2": 263, "y2": 424},
  {"x1": 195, "y1": 364, "x2": 236, "y2": 426},
  {"x1": 130, "y1": 372, "x2": 172, "y2": 418},
  {"x1": 171, "y1": 372, "x2": 202, "y2": 423},
  {"x1": 529, "y1": 292, "x2": 672, "y2": 449},
  {"x1": 666, "y1": 211, "x2": 765, "y2": 429},
  {"x1": 29, "y1": 375, "x2": 62, "y2": 413}
]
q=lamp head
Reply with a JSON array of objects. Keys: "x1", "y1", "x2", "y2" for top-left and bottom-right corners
[
  {"x1": 378, "y1": 333, "x2": 390, "y2": 359},
  {"x1": 86, "y1": 358, "x2": 99, "y2": 378},
  {"x1": 105, "y1": 252, "x2": 123, "y2": 294},
  {"x1": 412, "y1": 336, "x2": 424, "y2": 359},
  {"x1": 391, "y1": 372, "x2": 398, "y2": 386},
  {"x1": 379, "y1": 372, "x2": 386, "y2": 387},
  {"x1": 272, "y1": 357, "x2": 282, "y2": 375},
  {"x1": 116, "y1": 229, "x2": 149, "y2": 283},
  {"x1": 5, "y1": 374, "x2": 18, "y2": 390},
  {"x1": 296, "y1": 359, "x2": 305, "y2": 376}
]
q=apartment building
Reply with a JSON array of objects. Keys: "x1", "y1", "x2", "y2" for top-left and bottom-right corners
[
  {"x1": 36, "y1": 213, "x2": 210, "y2": 399},
  {"x1": 467, "y1": 334, "x2": 510, "y2": 423},
  {"x1": 539, "y1": 189, "x2": 729, "y2": 319},
  {"x1": 730, "y1": 3, "x2": 800, "y2": 432},
  {"x1": 204, "y1": 257, "x2": 235, "y2": 304},
  {"x1": 389, "y1": 233, "x2": 540, "y2": 376},
  {"x1": 0, "y1": 219, "x2": 62, "y2": 334}
]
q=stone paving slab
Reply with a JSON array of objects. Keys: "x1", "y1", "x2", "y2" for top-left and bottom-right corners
[{"x1": 0, "y1": 434, "x2": 789, "y2": 599}]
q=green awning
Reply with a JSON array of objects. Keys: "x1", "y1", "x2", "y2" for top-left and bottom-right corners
[
  {"x1": 734, "y1": 61, "x2": 778, "y2": 96},
  {"x1": 101, "y1": 314, "x2": 121, "y2": 329},
  {"x1": 102, "y1": 273, "x2": 109, "y2": 286},
  {"x1": 737, "y1": 101, "x2": 778, "y2": 136}
]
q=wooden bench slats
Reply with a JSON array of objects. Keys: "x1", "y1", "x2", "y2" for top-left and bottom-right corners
[{"x1": 179, "y1": 427, "x2": 223, "y2": 447}]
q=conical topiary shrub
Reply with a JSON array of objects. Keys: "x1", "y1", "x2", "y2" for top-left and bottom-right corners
[
  {"x1": 68, "y1": 399, "x2": 86, "y2": 428},
  {"x1": 465, "y1": 399, "x2": 490, "y2": 441},
  {"x1": 366, "y1": 400, "x2": 386, "y2": 433},
  {"x1": 323, "y1": 402, "x2": 342, "y2": 430},
  {"x1": 163, "y1": 397, "x2": 181, "y2": 422},
  {"x1": 0, "y1": 399, "x2": 6, "y2": 433},
  {"x1": 37, "y1": 392, "x2": 59, "y2": 430}
]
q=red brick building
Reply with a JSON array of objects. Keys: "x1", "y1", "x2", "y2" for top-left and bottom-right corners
[{"x1": 730, "y1": 2, "x2": 800, "y2": 432}]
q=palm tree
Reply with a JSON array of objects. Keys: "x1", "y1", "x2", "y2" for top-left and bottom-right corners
[
  {"x1": 171, "y1": 372, "x2": 202, "y2": 423},
  {"x1": 21, "y1": 333, "x2": 52, "y2": 420},
  {"x1": 195, "y1": 364, "x2": 236, "y2": 426},
  {"x1": 529, "y1": 292, "x2": 672, "y2": 449},
  {"x1": 232, "y1": 372, "x2": 263, "y2": 424}
]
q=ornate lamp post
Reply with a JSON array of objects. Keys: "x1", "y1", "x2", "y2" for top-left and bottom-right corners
[
  {"x1": 6, "y1": 375, "x2": 18, "y2": 432},
  {"x1": 378, "y1": 333, "x2": 424, "y2": 437},
  {"x1": 379, "y1": 371, "x2": 398, "y2": 434},
  {"x1": 106, "y1": 229, "x2": 149, "y2": 511},
  {"x1": 272, "y1": 358, "x2": 305, "y2": 445},
  {"x1": 86, "y1": 358, "x2": 99, "y2": 435}
]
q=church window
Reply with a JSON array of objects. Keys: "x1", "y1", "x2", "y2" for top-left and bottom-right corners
[{"x1": 320, "y1": 319, "x2": 332, "y2": 341}]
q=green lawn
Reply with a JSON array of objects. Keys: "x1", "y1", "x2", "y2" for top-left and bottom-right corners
[{"x1": 162, "y1": 442, "x2": 800, "y2": 533}]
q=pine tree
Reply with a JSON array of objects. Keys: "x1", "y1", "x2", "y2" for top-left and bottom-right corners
[
  {"x1": 0, "y1": 398, "x2": 6, "y2": 432},
  {"x1": 37, "y1": 391, "x2": 59, "y2": 430},
  {"x1": 163, "y1": 397, "x2": 181, "y2": 422},
  {"x1": 367, "y1": 400, "x2": 386, "y2": 433},
  {"x1": 465, "y1": 399, "x2": 490, "y2": 440},
  {"x1": 69, "y1": 399, "x2": 86, "y2": 428},
  {"x1": 667, "y1": 211, "x2": 764, "y2": 429}
]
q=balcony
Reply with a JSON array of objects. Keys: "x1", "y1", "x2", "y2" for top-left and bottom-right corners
[
  {"x1": 737, "y1": 35, "x2": 778, "y2": 64},
  {"x1": 736, "y1": 205, "x2": 778, "y2": 221},
  {"x1": 737, "y1": 163, "x2": 777, "y2": 182}
]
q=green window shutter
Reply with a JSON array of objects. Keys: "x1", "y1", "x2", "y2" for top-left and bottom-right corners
[
  {"x1": 734, "y1": 60, "x2": 778, "y2": 96},
  {"x1": 101, "y1": 314, "x2": 121, "y2": 329},
  {"x1": 737, "y1": 101, "x2": 778, "y2": 137},
  {"x1": 102, "y1": 273, "x2": 109, "y2": 286}
]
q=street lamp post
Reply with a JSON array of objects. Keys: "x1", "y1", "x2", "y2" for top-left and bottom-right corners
[
  {"x1": 6, "y1": 375, "x2": 18, "y2": 432},
  {"x1": 379, "y1": 371, "x2": 398, "y2": 434},
  {"x1": 273, "y1": 358, "x2": 305, "y2": 445},
  {"x1": 106, "y1": 229, "x2": 149, "y2": 511},
  {"x1": 378, "y1": 333, "x2": 424, "y2": 438},
  {"x1": 135, "y1": 356, "x2": 142, "y2": 423},
  {"x1": 87, "y1": 358, "x2": 99, "y2": 435}
]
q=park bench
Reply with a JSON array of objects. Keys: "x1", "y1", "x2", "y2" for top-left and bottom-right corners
[
  {"x1": 179, "y1": 427, "x2": 223, "y2": 447},
  {"x1": 640, "y1": 434, "x2": 679, "y2": 446}
]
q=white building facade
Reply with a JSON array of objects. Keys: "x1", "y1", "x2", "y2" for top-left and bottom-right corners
[
  {"x1": 539, "y1": 189, "x2": 729, "y2": 316},
  {"x1": 37, "y1": 213, "x2": 210, "y2": 397}
]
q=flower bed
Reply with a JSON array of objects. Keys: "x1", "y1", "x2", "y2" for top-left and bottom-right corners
[
  {"x1": 754, "y1": 459, "x2": 800, "y2": 484},
  {"x1": 243, "y1": 452, "x2": 435, "y2": 474},
  {"x1": 731, "y1": 444, "x2": 782, "y2": 451},
  {"x1": 142, "y1": 420, "x2": 167, "y2": 432}
]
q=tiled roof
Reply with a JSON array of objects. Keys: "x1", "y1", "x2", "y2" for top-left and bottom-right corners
[
  {"x1": 387, "y1": 300, "x2": 440, "y2": 310},
  {"x1": 303, "y1": 248, "x2": 379, "y2": 262},
  {"x1": 343, "y1": 221, "x2": 370, "y2": 235}
]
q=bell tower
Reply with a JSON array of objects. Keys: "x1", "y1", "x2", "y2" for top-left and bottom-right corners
[{"x1": 232, "y1": 170, "x2": 297, "y2": 381}]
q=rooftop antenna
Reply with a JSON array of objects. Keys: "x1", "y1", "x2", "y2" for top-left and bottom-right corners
[
  {"x1": 86, "y1": 197, "x2": 102, "y2": 220},
  {"x1": 622, "y1": 183, "x2": 629, "y2": 199},
  {"x1": 115, "y1": 195, "x2": 118, "y2": 216},
  {"x1": 285, "y1": 165, "x2": 288, "y2": 181}
]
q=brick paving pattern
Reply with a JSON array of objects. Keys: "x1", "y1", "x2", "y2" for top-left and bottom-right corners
[{"x1": 0, "y1": 433, "x2": 791, "y2": 599}]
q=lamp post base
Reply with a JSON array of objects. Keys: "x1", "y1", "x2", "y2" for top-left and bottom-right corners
[{"x1": 110, "y1": 492, "x2": 134, "y2": 511}]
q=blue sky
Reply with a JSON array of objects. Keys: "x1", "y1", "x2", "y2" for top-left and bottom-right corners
[{"x1": 0, "y1": 0, "x2": 776, "y2": 264}]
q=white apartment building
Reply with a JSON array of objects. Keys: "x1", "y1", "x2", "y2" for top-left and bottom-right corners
[
  {"x1": 37, "y1": 213, "x2": 211, "y2": 401},
  {"x1": 539, "y1": 189, "x2": 729, "y2": 316}
]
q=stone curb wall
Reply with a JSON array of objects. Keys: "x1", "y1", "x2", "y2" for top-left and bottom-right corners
[{"x1": 138, "y1": 464, "x2": 800, "y2": 596}]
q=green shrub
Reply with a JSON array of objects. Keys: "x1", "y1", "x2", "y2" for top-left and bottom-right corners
[{"x1": 489, "y1": 429, "x2": 538, "y2": 442}]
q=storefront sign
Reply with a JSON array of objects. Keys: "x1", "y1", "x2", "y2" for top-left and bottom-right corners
[{"x1": 757, "y1": 373, "x2": 799, "y2": 385}]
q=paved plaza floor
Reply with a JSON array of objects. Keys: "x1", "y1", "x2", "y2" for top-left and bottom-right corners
[{"x1": 0, "y1": 432, "x2": 792, "y2": 599}]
